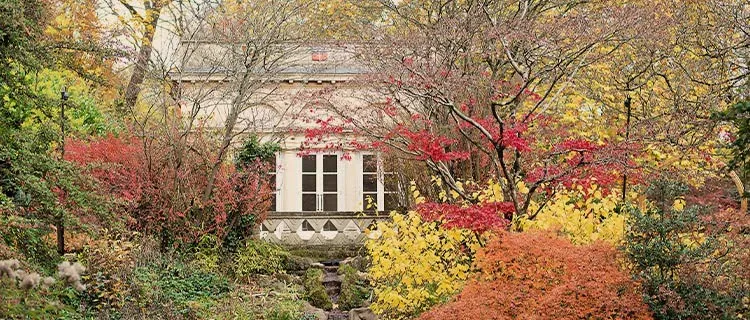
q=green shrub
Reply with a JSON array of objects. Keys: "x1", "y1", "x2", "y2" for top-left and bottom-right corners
[
  {"x1": 624, "y1": 179, "x2": 749, "y2": 319},
  {"x1": 0, "y1": 259, "x2": 85, "y2": 320},
  {"x1": 221, "y1": 214, "x2": 258, "y2": 253},
  {"x1": 192, "y1": 234, "x2": 221, "y2": 273},
  {"x1": 264, "y1": 298, "x2": 304, "y2": 320},
  {"x1": 337, "y1": 264, "x2": 371, "y2": 311},
  {"x1": 77, "y1": 237, "x2": 135, "y2": 313},
  {"x1": 0, "y1": 216, "x2": 59, "y2": 272},
  {"x1": 131, "y1": 259, "x2": 231, "y2": 316},
  {"x1": 235, "y1": 135, "x2": 281, "y2": 167},
  {"x1": 0, "y1": 280, "x2": 80, "y2": 319},
  {"x1": 302, "y1": 268, "x2": 332, "y2": 311},
  {"x1": 233, "y1": 240, "x2": 288, "y2": 278}
]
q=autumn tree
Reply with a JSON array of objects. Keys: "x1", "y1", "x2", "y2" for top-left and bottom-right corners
[
  {"x1": 571, "y1": 0, "x2": 749, "y2": 195},
  {"x1": 64, "y1": 133, "x2": 276, "y2": 248},
  {"x1": 310, "y1": 0, "x2": 653, "y2": 223},
  {"x1": 128, "y1": 0, "x2": 314, "y2": 203},
  {"x1": 94, "y1": 0, "x2": 317, "y2": 245},
  {"x1": 101, "y1": 0, "x2": 174, "y2": 111}
]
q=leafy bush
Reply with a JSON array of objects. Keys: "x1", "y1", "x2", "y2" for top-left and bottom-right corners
[
  {"x1": 78, "y1": 236, "x2": 135, "y2": 311},
  {"x1": 0, "y1": 278, "x2": 79, "y2": 319},
  {"x1": 192, "y1": 234, "x2": 221, "y2": 273},
  {"x1": 65, "y1": 133, "x2": 274, "y2": 248},
  {"x1": 264, "y1": 298, "x2": 306, "y2": 320},
  {"x1": 716, "y1": 100, "x2": 750, "y2": 185},
  {"x1": 338, "y1": 264, "x2": 371, "y2": 311},
  {"x1": 0, "y1": 216, "x2": 59, "y2": 272},
  {"x1": 195, "y1": 281, "x2": 312, "y2": 320},
  {"x1": 0, "y1": 259, "x2": 90, "y2": 319},
  {"x1": 130, "y1": 259, "x2": 231, "y2": 316},
  {"x1": 233, "y1": 240, "x2": 288, "y2": 278},
  {"x1": 519, "y1": 184, "x2": 627, "y2": 245},
  {"x1": 302, "y1": 268, "x2": 332, "y2": 311},
  {"x1": 420, "y1": 232, "x2": 653, "y2": 320},
  {"x1": 624, "y1": 179, "x2": 749, "y2": 319},
  {"x1": 235, "y1": 134, "x2": 281, "y2": 167},
  {"x1": 366, "y1": 211, "x2": 480, "y2": 319},
  {"x1": 221, "y1": 213, "x2": 259, "y2": 253}
]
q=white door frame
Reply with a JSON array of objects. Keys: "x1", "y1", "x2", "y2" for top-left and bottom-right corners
[{"x1": 301, "y1": 153, "x2": 340, "y2": 212}]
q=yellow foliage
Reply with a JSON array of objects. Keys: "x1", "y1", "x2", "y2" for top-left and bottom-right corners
[
  {"x1": 365, "y1": 211, "x2": 479, "y2": 319},
  {"x1": 672, "y1": 199, "x2": 686, "y2": 211},
  {"x1": 520, "y1": 185, "x2": 626, "y2": 245},
  {"x1": 475, "y1": 179, "x2": 504, "y2": 203}
]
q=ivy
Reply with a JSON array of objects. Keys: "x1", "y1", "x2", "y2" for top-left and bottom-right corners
[{"x1": 235, "y1": 134, "x2": 281, "y2": 169}]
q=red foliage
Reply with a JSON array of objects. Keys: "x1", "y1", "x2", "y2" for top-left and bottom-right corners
[
  {"x1": 394, "y1": 125, "x2": 470, "y2": 161},
  {"x1": 420, "y1": 232, "x2": 653, "y2": 320},
  {"x1": 685, "y1": 176, "x2": 743, "y2": 211},
  {"x1": 416, "y1": 202, "x2": 512, "y2": 234},
  {"x1": 65, "y1": 134, "x2": 146, "y2": 202},
  {"x1": 65, "y1": 133, "x2": 273, "y2": 243}
]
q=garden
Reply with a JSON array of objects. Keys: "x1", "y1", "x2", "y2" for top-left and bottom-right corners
[{"x1": 1, "y1": 0, "x2": 748, "y2": 319}]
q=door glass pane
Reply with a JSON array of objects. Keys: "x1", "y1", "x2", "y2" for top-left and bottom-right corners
[
  {"x1": 323, "y1": 155, "x2": 337, "y2": 172},
  {"x1": 302, "y1": 174, "x2": 316, "y2": 192},
  {"x1": 270, "y1": 194, "x2": 276, "y2": 211},
  {"x1": 384, "y1": 173, "x2": 398, "y2": 192},
  {"x1": 302, "y1": 194, "x2": 316, "y2": 211},
  {"x1": 363, "y1": 173, "x2": 377, "y2": 192},
  {"x1": 302, "y1": 155, "x2": 316, "y2": 172},
  {"x1": 363, "y1": 155, "x2": 376, "y2": 172},
  {"x1": 323, "y1": 194, "x2": 337, "y2": 211},
  {"x1": 384, "y1": 193, "x2": 398, "y2": 211},
  {"x1": 323, "y1": 174, "x2": 337, "y2": 192}
]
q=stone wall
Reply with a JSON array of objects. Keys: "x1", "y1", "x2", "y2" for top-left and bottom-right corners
[{"x1": 259, "y1": 212, "x2": 389, "y2": 247}]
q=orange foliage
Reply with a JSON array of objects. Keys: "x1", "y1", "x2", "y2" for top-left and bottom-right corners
[{"x1": 420, "y1": 232, "x2": 653, "y2": 320}]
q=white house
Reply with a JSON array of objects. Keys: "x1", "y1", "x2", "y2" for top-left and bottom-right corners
[{"x1": 170, "y1": 42, "x2": 396, "y2": 246}]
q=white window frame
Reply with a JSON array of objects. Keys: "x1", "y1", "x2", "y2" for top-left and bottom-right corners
[
  {"x1": 301, "y1": 153, "x2": 340, "y2": 212},
  {"x1": 360, "y1": 153, "x2": 398, "y2": 212}
]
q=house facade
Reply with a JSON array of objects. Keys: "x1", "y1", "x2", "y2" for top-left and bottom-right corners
[{"x1": 170, "y1": 42, "x2": 395, "y2": 247}]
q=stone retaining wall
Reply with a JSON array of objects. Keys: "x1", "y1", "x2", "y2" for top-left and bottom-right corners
[{"x1": 259, "y1": 212, "x2": 389, "y2": 246}]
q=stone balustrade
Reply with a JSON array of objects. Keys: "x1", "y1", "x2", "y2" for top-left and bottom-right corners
[{"x1": 259, "y1": 211, "x2": 390, "y2": 247}]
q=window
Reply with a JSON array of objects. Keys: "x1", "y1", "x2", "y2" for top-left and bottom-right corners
[
  {"x1": 362, "y1": 154, "x2": 400, "y2": 212},
  {"x1": 383, "y1": 170, "x2": 399, "y2": 211},
  {"x1": 302, "y1": 155, "x2": 316, "y2": 211},
  {"x1": 323, "y1": 220, "x2": 337, "y2": 231},
  {"x1": 269, "y1": 155, "x2": 277, "y2": 211},
  {"x1": 362, "y1": 155, "x2": 378, "y2": 211},
  {"x1": 299, "y1": 219, "x2": 315, "y2": 240},
  {"x1": 301, "y1": 154, "x2": 338, "y2": 212}
]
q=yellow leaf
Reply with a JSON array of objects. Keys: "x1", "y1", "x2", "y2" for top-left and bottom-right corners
[{"x1": 673, "y1": 199, "x2": 686, "y2": 211}]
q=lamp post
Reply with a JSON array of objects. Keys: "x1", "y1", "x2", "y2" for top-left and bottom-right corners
[{"x1": 57, "y1": 87, "x2": 68, "y2": 255}]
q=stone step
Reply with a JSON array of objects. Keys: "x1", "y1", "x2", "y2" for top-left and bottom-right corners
[{"x1": 328, "y1": 311, "x2": 349, "y2": 320}]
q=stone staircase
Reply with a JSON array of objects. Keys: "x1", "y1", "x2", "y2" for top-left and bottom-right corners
[{"x1": 321, "y1": 260, "x2": 349, "y2": 320}]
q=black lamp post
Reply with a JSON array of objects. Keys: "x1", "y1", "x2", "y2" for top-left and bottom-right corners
[{"x1": 57, "y1": 87, "x2": 68, "y2": 255}]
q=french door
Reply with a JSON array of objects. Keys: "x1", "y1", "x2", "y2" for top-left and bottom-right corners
[{"x1": 301, "y1": 154, "x2": 338, "y2": 211}]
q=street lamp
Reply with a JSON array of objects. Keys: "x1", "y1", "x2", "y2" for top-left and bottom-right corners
[{"x1": 57, "y1": 87, "x2": 68, "y2": 255}]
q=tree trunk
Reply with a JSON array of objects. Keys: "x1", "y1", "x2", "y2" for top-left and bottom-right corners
[
  {"x1": 56, "y1": 216, "x2": 65, "y2": 255},
  {"x1": 57, "y1": 90, "x2": 67, "y2": 255},
  {"x1": 621, "y1": 94, "x2": 631, "y2": 202},
  {"x1": 202, "y1": 93, "x2": 245, "y2": 203},
  {"x1": 122, "y1": 15, "x2": 159, "y2": 112}
]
